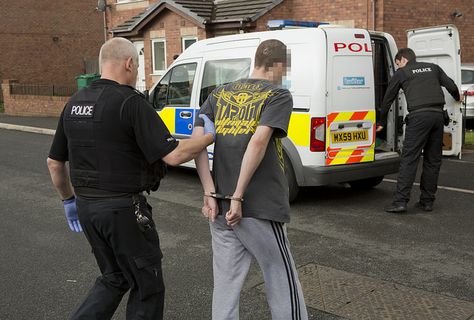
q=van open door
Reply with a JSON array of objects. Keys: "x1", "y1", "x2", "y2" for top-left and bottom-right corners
[{"x1": 407, "y1": 25, "x2": 462, "y2": 157}]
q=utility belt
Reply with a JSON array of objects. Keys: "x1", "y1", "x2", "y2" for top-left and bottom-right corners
[
  {"x1": 408, "y1": 107, "x2": 443, "y2": 115},
  {"x1": 406, "y1": 106, "x2": 450, "y2": 126}
]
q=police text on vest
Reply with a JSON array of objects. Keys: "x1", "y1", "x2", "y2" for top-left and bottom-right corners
[
  {"x1": 412, "y1": 67, "x2": 432, "y2": 74},
  {"x1": 71, "y1": 105, "x2": 94, "y2": 116}
]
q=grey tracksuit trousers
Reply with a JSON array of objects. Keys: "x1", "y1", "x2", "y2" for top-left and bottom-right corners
[{"x1": 210, "y1": 216, "x2": 308, "y2": 320}]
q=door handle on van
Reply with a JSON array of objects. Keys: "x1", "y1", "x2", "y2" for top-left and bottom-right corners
[{"x1": 180, "y1": 111, "x2": 192, "y2": 119}]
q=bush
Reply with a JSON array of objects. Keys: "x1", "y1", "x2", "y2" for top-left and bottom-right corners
[{"x1": 0, "y1": 102, "x2": 4, "y2": 113}]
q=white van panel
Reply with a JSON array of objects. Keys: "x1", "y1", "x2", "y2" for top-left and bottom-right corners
[
  {"x1": 407, "y1": 25, "x2": 462, "y2": 157},
  {"x1": 204, "y1": 38, "x2": 260, "y2": 52},
  {"x1": 332, "y1": 56, "x2": 374, "y2": 109}
]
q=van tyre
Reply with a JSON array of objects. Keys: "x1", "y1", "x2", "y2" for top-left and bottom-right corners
[
  {"x1": 348, "y1": 176, "x2": 384, "y2": 189},
  {"x1": 283, "y1": 153, "x2": 299, "y2": 203}
]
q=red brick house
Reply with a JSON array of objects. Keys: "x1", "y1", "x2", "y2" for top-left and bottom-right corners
[
  {"x1": 0, "y1": 1, "x2": 104, "y2": 102},
  {"x1": 105, "y1": 0, "x2": 472, "y2": 90}
]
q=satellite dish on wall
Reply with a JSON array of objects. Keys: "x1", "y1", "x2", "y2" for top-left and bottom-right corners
[{"x1": 97, "y1": 0, "x2": 107, "y2": 12}]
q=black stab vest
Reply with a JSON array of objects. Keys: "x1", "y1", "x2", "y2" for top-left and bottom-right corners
[{"x1": 63, "y1": 82, "x2": 164, "y2": 193}]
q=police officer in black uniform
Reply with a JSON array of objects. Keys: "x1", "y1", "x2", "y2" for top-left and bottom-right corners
[
  {"x1": 47, "y1": 37, "x2": 214, "y2": 319},
  {"x1": 377, "y1": 48, "x2": 462, "y2": 213}
]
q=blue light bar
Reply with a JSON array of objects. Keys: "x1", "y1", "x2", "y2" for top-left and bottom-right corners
[{"x1": 267, "y1": 20, "x2": 328, "y2": 30}]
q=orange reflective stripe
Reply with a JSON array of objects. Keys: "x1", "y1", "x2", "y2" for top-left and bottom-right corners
[{"x1": 349, "y1": 111, "x2": 368, "y2": 121}]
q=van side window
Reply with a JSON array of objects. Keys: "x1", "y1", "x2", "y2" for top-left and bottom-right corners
[
  {"x1": 153, "y1": 63, "x2": 197, "y2": 109},
  {"x1": 200, "y1": 58, "x2": 251, "y2": 105}
]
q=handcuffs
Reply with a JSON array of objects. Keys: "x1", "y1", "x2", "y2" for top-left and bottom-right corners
[
  {"x1": 132, "y1": 194, "x2": 152, "y2": 232},
  {"x1": 205, "y1": 192, "x2": 244, "y2": 202}
]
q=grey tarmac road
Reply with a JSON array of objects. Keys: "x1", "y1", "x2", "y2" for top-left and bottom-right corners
[{"x1": 0, "y1": 128, "x2": 473, "y2": 320}]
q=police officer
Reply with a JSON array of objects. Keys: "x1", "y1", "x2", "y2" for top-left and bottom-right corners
[
  {"x1": 377, "y1": 48, "x2": 462, "y2": 213},
  {"x1": 47, "y1": 37, "x2": 214, "y2": 319}
]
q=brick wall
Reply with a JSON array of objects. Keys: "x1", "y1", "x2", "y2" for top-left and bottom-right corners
[
  {"x1": 0, "y1": 1, "x2": 103, "y2": 102},
  {"x1": 104, "y1": 0, "x2": 473, "y2": 90},
  {"x1": 254, "y1": 0, "x2": 472, "y2": 62},
  {"x1": 107, "y1": 1, "x2": 206, "y2": 88},
  {"x1": 2, "y1": 80, "x2": 68, "y2": 117},
  {"x1": 255, "y1": 0, "x2": 371, "y2": 31},
  {"x1": 142, "y1": 10, "x2": 206, "y2": 87},
  {"x1": 382, "y1": 0, "x2": 473, "y2": 62}
]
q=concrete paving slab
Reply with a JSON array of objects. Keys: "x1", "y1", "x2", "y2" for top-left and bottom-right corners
[{"x1": 296, "y1": 263, "x2": 474, "y2": 320}]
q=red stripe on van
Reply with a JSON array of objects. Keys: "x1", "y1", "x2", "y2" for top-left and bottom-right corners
[
  {"x1": 349, "y1": 111, "x2": 368, "y2": 121},
  {"x1": 346, "y1": 149, "x2": 364, "y2": 164}
]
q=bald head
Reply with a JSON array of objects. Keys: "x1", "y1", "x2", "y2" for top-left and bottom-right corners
[
  {"x1": 99, "y1": 37, "x2": 138, "y2": 68},
  {"x1": 99, "y1": 37, "x2": 139, "y2": 86}
]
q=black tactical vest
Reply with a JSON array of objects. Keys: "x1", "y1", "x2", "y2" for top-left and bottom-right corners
[
  {"x1": 63, "y1": 81, "x2": 165, "y2": 193},
  {"x1": 400, "y1": 61, "x2": 446, "y2": 111}
]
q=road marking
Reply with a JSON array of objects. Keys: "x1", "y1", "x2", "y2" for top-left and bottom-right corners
[
  {"x1": 445, "y1": 158, "x2": 474, "y2": 164},
  {"x1": 0, "y1": 123, "x2": 55, "y2": 135},
  {"x1": 383, "y1": 178, "x2": 474, "y2": 195}
]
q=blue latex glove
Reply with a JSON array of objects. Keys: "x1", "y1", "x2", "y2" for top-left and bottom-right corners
[
  {"x1": 63, "y1": 197, "x2": 83, "y2": 233},
  {"x1": 199, "y1": 114, "x2": 215, "y2": 140}
]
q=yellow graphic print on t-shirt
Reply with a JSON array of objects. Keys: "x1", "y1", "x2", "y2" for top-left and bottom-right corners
[{"x1": 214, "y1": 87, "x2": 273, "y2": 137}]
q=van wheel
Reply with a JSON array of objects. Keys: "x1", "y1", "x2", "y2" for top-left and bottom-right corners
[
  {"x1": 284, "y1": 153, "x2": 299, "y2": 203},
  {"x1": 348, "y1": 176, "x2": 384, "y2": 189}
]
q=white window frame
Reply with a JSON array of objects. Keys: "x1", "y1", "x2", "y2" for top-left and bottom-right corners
[
  {"x1": 152, "y1": 39, "x2": 167, "y2": 75},
  {"x1": 182, "y1": 37, "x2": 198, "y2": 52}
]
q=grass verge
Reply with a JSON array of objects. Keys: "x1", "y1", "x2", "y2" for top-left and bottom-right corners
[{"x1": 465, "y1": 130, "x2": 474, "y2": 145}]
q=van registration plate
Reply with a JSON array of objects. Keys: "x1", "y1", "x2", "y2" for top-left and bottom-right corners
[{"x1": 331, "y1": 130, "x2": 368, "y2": 143}]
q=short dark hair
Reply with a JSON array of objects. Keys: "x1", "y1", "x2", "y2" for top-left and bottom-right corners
[
  {"x1": 254, "y1": 39, "x2": 287, "y2": 70},
  {"x1": 395, "y1": 48, "x2": 416, "y2": 62}
]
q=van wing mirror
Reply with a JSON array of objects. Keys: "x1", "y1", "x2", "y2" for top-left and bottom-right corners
[{"x1": 151, "y1": 85, "x2": 168, "y2": 111}]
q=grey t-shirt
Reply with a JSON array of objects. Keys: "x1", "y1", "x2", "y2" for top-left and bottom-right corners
[{"x1": 195, "y1": 79, "x2": 292, "y2": 223}]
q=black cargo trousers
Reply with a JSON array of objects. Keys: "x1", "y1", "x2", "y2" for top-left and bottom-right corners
[
  {"x1": 393, "y1": 109, "x2": 444, "y2": 206},
  {"x1": 72, "y1": 195, "x2": 164, "y2": 320}
]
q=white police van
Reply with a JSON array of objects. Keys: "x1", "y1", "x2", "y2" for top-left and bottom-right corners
[{"x1": 148, "y1": 21, "x2": 463, "y2": 201}]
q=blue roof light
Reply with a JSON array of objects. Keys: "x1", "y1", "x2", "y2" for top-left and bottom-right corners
[{"x1": 267, "y1": 20, "x2": 328, "y2": 30}]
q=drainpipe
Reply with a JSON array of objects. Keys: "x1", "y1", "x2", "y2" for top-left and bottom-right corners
[
  {"x1": 103, "y1": 9, "x2": 108, "y2": 42},
  {"x1": 372, "y1": 0, "x2": 376, "y2": 30}
]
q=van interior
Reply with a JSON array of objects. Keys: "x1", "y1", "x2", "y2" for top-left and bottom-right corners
[{"x1": 371, "y1": 35, "x2": 402, "y2": 154}]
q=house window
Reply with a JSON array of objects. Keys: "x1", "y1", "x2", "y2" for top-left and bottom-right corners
[
  {"x1": 182, "y1": 37, "x2": 197, "y2": 52},
  {"x1": 152, "y1": 39, "x2": 167, "y2": 74},
  {"x1": 200, "y1": 58, "x2": 251, "y2": 105},
  {"x1": 153, "y1": 63, "x2": 197, "y2": 109}
]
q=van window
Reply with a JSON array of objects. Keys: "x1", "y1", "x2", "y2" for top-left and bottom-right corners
[
  {"x1": 153, "y1": 63, "x2": 197, "y2": 109},
  {"x1": 200, "y1": 58, "x2": 251, "y2": 105}
]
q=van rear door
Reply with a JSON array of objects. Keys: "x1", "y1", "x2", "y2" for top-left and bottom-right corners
[
  {"x1": 325, "y1": 28, "x2": 376, "y2": 165},
  {"x1": 407, "y1": 25, "x2": 462, "y2": 157}
]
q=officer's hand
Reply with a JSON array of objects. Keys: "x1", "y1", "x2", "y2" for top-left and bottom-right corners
[
  {"x1": 63, "y1": 197, "x2": 83, "y2": 233},
  {"x1": 376, "y1": 125, "x2": 384, "y2": 132},
  {"x1": 199, "y1": 114, "x2": 215, "y2": 140}
]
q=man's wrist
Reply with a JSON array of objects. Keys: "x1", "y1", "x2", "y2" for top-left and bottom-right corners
[
  {"x1": 205, "y1": 192, "x2": 244, "y2": 202},
  {"x1": 62, "y1": 195, "x2": 75, "y2": 202}
]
